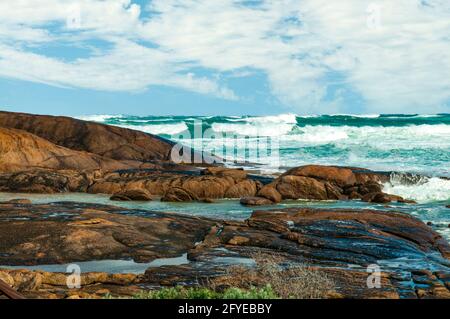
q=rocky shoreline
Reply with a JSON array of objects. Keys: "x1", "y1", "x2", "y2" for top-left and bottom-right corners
[
  {"x1": 1, "y1": 202, "x2": 450, "y2": 299},
  {"x1": 0, "y1": 111, "x2": 449, "y2": 299}
]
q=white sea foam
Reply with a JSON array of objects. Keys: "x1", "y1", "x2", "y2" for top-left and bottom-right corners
[
  {"x1": 278, "y1": 124, "x2": 450, "y2": 149},
  {"x1": 117, "y1": 123, "x2": 188, "y2": 135},
  {"x1": 211, "y1": 114, "x2": 297, "y2": 137},
  {"x1": 282, "y1": 125, "x2": 350, "y2": 143},
  {"x1": 246, "y1": 113, "x2": 298, "y2": 124},
  {"x1": 211, "y1": 122, "x2": 295, "y2": 137},
  {"x1": 383, "y1": 176, "x2": 450, "y2": 203},
  {"x1": 329, "y1": 113, "x2": 381, "y2": 118},
  {"x1": 76, "y1": 114, "x2": 123, "y2": 122}
]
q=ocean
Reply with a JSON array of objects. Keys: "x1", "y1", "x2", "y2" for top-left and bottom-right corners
[
  {"x1": 71, "y1": 113, "x2": 450, "y2": 240},
  {"x1": 78, "y1": 113, "x2": 450, "y2": 176}
]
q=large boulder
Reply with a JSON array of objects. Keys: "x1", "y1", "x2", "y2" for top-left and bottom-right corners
[
  {"x1": 276, "y1": 175, "x2": 328, "y2": 200},
  {"x1": 0, "y1": 169, "x2": 99, "y2": 193},
  {"x1": 240, "y1": 196, "x2": 273, "y2": 206},
  {"x1": 161, "y1": 187, "x2": 198, "y2": 202},
  {"x1": 110, "y1": 189, "x2": 154, "y2": 201},
  {"x1": 283, "y1": 165, "x2": 357, "y2": 187},
  {"x1": 224, "y1": 180, "x2": 260, "y2": 198},
  {"x1": 89, "y1": 170, "x2": 260, "y2": 202},
  {"x1": 0, "y1": 127, "x2": 132, "y2": 173},
  {"x1": 256, "y1": 165, "x2": 411, "y2": 204},
  {"x1": 257, "y1": 184, "x2": 282, "y2": 203},
  {"x1": 0, "y1": 111, "x2": 175, "y2": 163}
]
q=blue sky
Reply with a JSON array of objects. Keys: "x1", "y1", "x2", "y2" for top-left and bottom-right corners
[{"x1": 0, "y1": 0, "x2": 449, "y2": 116}]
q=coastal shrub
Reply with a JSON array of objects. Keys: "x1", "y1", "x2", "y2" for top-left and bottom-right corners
[
  {"x1": 131, "y1": 285, "x2": 277, "y2": 299},
  {"x1": 212, "y1": 251, "x2": 336, "y2": 299},
  {"x1": 253, "y1": 252, "x2": 335, "y2": 299}
]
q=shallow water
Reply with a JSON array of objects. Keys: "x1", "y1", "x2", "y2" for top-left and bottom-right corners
[
  {"x1": 72, "y1": 113, "x2": 450, "y2": 241},
  {"x1": 0, "y1": 254, "x2": 189, "y2": 274},
  {"x1": 1, "y1": 192, "x2": 449, "y2": 241}
]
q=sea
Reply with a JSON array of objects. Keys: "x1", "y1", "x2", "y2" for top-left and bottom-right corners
[
  {"x1": 77, "y1": 113, "x2": 450, "y2": 237},
  {"x1": 0, "y1": 113, "x2": 449, "y2": 273}
]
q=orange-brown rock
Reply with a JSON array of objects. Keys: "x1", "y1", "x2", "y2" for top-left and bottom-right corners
[
  {"x1": 0, "y1": 111, "x2": 175, "y2": 163},
  {"x1": 240, "y1": 197, "x2": 273, "y2": 206},
  {"x1": 201, "y1": 167, "x2": 247, "y2": 180},
  {"x1": 0, "y1": 169, "x2": 98, "y2": 193},
  {"x1": 224, "y1": 180, "x2": 261, "y2": 198},
  {"x1": 257, "y1": 184, "x2": 282, "y2": 203},
  {"x1": 0, "y1": 127, "x2": 132, "y2": 173},
  {"x1": 283, "y1": 165, "x2": 357, "y2": 187},
  {"x1": 0, "y1": 202, "x2": 214, "y2": 265},
  {"x1": 161, "y1": 187, "x2": 198, "y2": 202},
  {"x1": 262, "y1": 165, "x2": 411, "y2": 204},
  {"x1": 110, "y1": 189, "x2": 154, "y2": 201},
  {"x1": 1, "y1": 202, "x2": 450, "y2": 299},
  {"x1": 276, "y1": 175, "x2": 328, "y2": 200},
  {"x1": 89, "y1": 169, "x2": 261, "y2": 202}
]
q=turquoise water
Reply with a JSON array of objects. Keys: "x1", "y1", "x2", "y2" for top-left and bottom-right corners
[
  {"x1": 78, "y1": 113, "x2": 450, "y2": 202},
  {"x1": 79, "y1": 113, "x2": 450, "y2": 177},
  {"x1": 1, "y1": 193, "x2": 448, "y2": 241},
  {"x1": 73, "y1": 113, "x2": 450, "y2": 241}
]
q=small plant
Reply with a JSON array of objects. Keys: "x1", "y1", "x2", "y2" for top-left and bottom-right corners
[
  {"x1": 211, "y1": 251, "x2": 336, "y2": 299},
  {"x1": 110, "y1": 251, "x2": 336, "y2": 300},
  {"x1": 131, "y1": 285, "x2": 277, "y2": 299}
]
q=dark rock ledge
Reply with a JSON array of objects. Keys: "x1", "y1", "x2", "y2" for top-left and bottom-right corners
[{"x1": 1, "y1": 202, "x2": 449, "y2": 299}]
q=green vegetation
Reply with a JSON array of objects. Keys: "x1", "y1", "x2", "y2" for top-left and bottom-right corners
[
  {"x1": 104, "y1": 252, "x2": 335, "y2": 300},
  {"x1": 132, "y1": 285, "x2": 278, "y2": 299}
]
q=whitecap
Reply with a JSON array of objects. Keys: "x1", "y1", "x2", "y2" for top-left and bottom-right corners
[
  {"x1": 117, "y1": 122, "x2": 188, "y2": 135},
  {"x1": 75, "y1": 114, "x2": 123, "y2": 122},
  {"x1": 383, "y1": 176, "x2": 450, "y2": 203}
]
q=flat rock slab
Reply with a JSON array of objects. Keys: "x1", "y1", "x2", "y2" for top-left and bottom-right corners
[
  {"x1": 0, "y1": 202, "x2": 215, "y2": 265},
  {"x1": 1, "y1": 202, "x2": 450, "y2": 299}
]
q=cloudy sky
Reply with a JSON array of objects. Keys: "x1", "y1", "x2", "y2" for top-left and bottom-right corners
[{"x1": 0, "y1": 0, "x2": 449, "y2": 116}]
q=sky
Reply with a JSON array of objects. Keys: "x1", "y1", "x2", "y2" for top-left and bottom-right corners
[{"x1": 0, "y1": 0, "x2": 449, "y2": 116}]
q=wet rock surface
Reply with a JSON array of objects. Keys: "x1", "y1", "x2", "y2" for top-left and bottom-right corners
[
  {"x1": 0, "y1": 202, "x2": 449, "y2": 299},
  {"x1": 0, "y1": 112, "x2": 447, "y2": 299},
  {"x1": 255, "y1": 165, "x2": 413, "y2": 204},
  {"x1": 0, "y1": 202, "x2": 214, "y2": 265}
]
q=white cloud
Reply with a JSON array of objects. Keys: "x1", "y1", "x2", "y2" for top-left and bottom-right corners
[{"x1": 0, "y1": 0, "x2": 449, "y2": 113}]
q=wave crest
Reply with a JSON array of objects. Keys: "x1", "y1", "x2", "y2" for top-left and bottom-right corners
[{"x1": 383, "y1": 173, "x2": 450, "y2": 202}]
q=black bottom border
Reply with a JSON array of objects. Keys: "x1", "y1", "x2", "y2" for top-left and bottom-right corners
[{"x1": 1, "y1": 299, "x2": 447, "y2": 318}]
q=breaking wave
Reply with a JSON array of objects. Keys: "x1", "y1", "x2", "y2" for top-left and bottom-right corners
[
  {"x1": 383, "y1": 173, "x2": 450, "y2": 203},
  {"x1": 78, "y1": 113, "x2": 450, "y2": 178}
]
